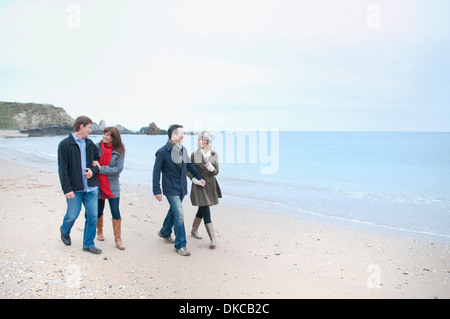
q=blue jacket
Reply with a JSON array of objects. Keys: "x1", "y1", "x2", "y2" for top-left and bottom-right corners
[{"x1": 153, "y1": 142, "x2": 202, "y2": 196}]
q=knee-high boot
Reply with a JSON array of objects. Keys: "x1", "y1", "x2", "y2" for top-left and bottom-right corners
[
  {"x1": 97, "y1": 215, "x2": 105, "y2": 241},
  {"x1": 112, "y1": 218, "x2": 125, "y2": 250},
  {"x1": 191, "y1": 217, "x2": 203, "y2": 239},
  {"x1": 205, "y1": 223, "x2": 216, "y2": 249}
]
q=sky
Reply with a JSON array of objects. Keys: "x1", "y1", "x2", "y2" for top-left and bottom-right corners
[{"x1": 1, "y1": 0, "x2": 449, "y2": 132}]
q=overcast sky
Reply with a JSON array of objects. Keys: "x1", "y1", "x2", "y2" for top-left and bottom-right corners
[{"x1": 1, "y1": 0, "x2": 449, "y2": 131}]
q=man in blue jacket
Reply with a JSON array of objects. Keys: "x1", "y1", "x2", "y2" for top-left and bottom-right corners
[
  {"x1": 153, "y1": 124, "x2": 205, "y2": 256},
  {"x1": 58, "y1": 116, "x2": 102, "y2": 254}
]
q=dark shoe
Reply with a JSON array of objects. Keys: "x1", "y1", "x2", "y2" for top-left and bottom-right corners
[
  {"x1": 82, "y1": 246, "x2": 102, "y2": 254},
  {"x1": 60, "y1": 226, "x2": 71, "y2": 246}
]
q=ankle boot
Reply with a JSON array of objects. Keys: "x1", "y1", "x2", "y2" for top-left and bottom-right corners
[
  {"x1": 112, "y1": 218, "x2": 125, "y2": 250},
  {"x1": 97, "y1": 215, "x2": 105, "y2": 241},
  {"x1": 205, "y1": 223, "x2": 216, "y2": 249},
  {"x1": 191, "y1": 217, "x2": 203, "y2": 239}
]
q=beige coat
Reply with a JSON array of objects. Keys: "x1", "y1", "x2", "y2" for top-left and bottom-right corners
[{"x1": 187, "y1": 150, "x2": 222, "y2": 206}]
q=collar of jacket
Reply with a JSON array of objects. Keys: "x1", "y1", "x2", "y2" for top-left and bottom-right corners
[
  {"x1": 68, "y1": 133, "x2": 94, "y2": 146},
  {"x1": 67, "y1": 133, "x2": 78, "y2": 144}
]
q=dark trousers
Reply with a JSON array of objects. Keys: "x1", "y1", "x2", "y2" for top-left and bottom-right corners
[
  {"x1": 98, "y1": 197, "x2": 121, "y2": 220},
  {"x1": 195, "y1": 206, "x2": 211, "y2": 224}
]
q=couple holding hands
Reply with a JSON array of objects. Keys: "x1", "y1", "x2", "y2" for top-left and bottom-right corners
[{"x1": 153, "y1": 124, "x2": 222, "y2": 256}]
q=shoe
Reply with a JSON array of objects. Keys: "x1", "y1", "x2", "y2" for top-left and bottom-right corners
[
  {"x1": 176, "y1": 247, "x2": 191, "y2": 256},
  {"x1": 82, "y1": 246, "x2": 102, "y2": 254},
  {"x1": 158, "y1": 231, "x2": 175, "y2": 244},
  {"x1": 60, "y1": 226, "x2": 71, "y2": 246},
  {"x1": 96, "y1": 215, "x2": 105, "y2": 241},
  {"x1": 191, "y1": 217, "x2": 203, "y2": 239},
  {"x1": 205, "y1": 223, "x2": 216, "y2": 249},
  {"x1": 112, "y1": 218, "x2": 125, "y2": 250}
]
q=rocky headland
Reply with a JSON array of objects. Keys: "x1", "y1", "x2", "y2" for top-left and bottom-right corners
[{"x1": 0, "y1": 101, "x2": 164, "y2": 136}]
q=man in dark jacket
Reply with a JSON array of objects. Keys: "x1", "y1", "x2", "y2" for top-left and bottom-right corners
[
  {"x1": 153, "y1": 124, "x2": 205, "y2": 256},
  {"x1": 58, "y1": 116, "x2": 102, "y2": 254}
]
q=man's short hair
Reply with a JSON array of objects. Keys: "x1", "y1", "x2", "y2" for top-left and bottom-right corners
[
  {"x1": 167, "y1": 124, "x2": 183, "y2": 138},
  {"x1": 73, "y1": 116, "x2": 93, "y2": 132}
]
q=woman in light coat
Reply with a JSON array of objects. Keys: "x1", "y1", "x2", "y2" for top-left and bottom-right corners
[{"x1": 187, "y1": 131, "x2": 222, "y2": 248}]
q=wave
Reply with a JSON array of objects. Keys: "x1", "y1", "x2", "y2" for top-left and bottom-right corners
[
  {"x1": 221, "y1": 176, "x2": 450, "y2": 205},
  {"x1": 38, "y1": 151, "x2": 57, "y2": 158},
  {"x1": 224, "y1": 193, "x2": 450, "y2": 240},
  {"x1": 295, "y1": 207, "x2": 450, "y2": 239}
]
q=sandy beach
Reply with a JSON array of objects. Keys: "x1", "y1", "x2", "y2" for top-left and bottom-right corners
[
  {"x1": 0, "y1": 130, "x2": 29, "y2": 138},
  {"x1": 0, "y1": 146, "x2": 449, "y2": 299}
]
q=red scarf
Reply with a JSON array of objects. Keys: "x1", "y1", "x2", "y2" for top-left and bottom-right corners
[{"x1": 98, "y1": 143, "x2": 114, "y2": 199}]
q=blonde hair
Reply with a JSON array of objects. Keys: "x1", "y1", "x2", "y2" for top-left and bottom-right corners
[{"x1": 197, "y1": 131, "x2": 213, "y2": 151}]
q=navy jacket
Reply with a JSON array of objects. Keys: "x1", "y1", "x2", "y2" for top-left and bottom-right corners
[
  {"x1": 58, "y1": 134, "x2": 100, "y2": 194},
  {"x1": 153, "y1": 142, "x2": 202, "y2": 196}
]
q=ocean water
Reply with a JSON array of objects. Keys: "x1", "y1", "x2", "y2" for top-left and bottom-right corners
[{"x1": 1, "y1": 131, "x2": 449, "y2": 241}]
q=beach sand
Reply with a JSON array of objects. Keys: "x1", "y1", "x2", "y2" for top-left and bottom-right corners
[
  {"x1": 0, "y1": 155, "x2": 449, "y2": 299},
  {"x1": 0, "y1": 130, "x2": 29, "y2": 138}
]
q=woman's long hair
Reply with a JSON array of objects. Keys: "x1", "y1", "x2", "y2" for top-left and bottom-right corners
[
  {"x1": 197, "y1": 131, "x2": 213, "y2": 152},
  {"x1": 100, "y1": 126, "x2": 126, "y2": 155}
]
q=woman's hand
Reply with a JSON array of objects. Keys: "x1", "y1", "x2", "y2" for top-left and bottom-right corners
[{"x1": 92, "y1": 160, "x2": 101, "y2": 170}]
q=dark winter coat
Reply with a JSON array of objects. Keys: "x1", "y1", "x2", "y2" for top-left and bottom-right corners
[
  {"x1": 152, "y1": 142, "x2": 202, "y2": 197},
  {"x1": 57, "y1": 134, "x2": 99, "y2": 194}
]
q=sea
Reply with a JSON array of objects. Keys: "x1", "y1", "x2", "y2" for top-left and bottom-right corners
[{"x1": 1, "y1": 131, "x2": 449, "y2": 241}]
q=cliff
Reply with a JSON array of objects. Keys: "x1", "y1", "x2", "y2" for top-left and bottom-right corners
[
  {"x1": 1, "y1": 101, "x2": 163, "y2": 136},
  {"x1": 138, "y1": 122, "x2": 167, "y2": 136},
  {"x1": 0, "y1": 102, "x2": 74, "y2": 130}
]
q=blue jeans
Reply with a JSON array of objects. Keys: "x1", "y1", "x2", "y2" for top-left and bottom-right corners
[
  {"x1": 61, "y1": 189, "x2": 98, "y2": 248},
  {"x1": 160, "y1": 195, "x2": 186, "y2": 250}
]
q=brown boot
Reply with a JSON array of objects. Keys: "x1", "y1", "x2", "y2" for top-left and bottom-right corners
[
  {"x1": 112, "y1": 218, "x2": 125, "y2": 250},
  {"x1": 205, "y1": 223, "x2": 216, "y2": 249},
  {"x1": 96, "y1": 215, "x2": 105, "y2": 241},
  {"x1": 191, "y1": 217, "x2": 203, "y2": 239}
]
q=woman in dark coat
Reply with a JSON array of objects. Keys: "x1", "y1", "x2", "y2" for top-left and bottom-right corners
[{"x1": 187, "y1": 131, "x2": 222, "y2": 248}]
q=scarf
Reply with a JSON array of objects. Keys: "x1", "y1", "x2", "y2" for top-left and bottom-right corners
[
  {"x1": 201, "y1": 149, "x2": 211, "y2": 161},
  {"x1": 168, "y1": 138, "x2": 183, "y2": 169},
  {"x1": 98, "y1": 143, "x2": 114, "y2": 199}
]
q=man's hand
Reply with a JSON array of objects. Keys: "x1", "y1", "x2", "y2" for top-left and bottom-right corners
[
  {"x1": 65, "y1": 191, "x2": 75, "y2": 199},
  {"x1": 200, "y1": 179, "x2": 206, "y2": 186},
  {"x1": 83, "y1": 168, "x2": 93, "y2": 179},
  {"x1": 155, "y1": 194, "x2": 163, "y2": 202}
]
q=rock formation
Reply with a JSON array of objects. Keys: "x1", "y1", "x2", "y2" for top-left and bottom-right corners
[
  {"x1": 138, "y1": 122, "x2": 167, "y2": 135},
  {"x1": 1, "y1": 101, "x2": 163, "y2": 136},
  {"x1": 0, "y1": 102, "x2": 74, "y2": 130}
]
